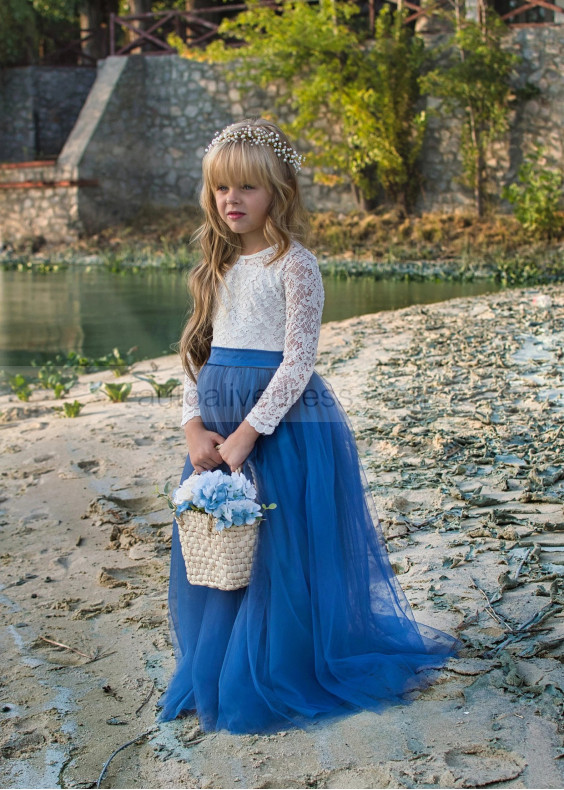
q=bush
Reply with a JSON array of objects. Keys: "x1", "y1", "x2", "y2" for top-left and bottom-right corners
[{"x1": 502, "y1": 148, "x2": 564, "y2": 239}]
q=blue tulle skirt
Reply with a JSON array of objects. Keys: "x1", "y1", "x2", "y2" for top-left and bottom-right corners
[{"x1": 158, "y1": 346, "x2": 461, "y2": 735}]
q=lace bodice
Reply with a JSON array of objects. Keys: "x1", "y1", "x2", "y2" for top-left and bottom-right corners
[{"x1": 181, "y1": 241, "x2": 325, "y2": 435}]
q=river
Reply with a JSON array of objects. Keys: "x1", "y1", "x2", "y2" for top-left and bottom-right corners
[{"x1": 0, "y1": 265, "x2": 503, "y2": 368}]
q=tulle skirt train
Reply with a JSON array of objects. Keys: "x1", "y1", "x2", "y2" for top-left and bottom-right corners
[{"x1": 157, "y1": 346, "x2": 460, "y2": 734}]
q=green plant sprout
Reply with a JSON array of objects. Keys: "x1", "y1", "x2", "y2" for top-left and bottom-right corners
[
  {"x1": 6, "y1": 374, "x2": 33, "y2": 402},
  {"x1": 60, "y1": 400, "x2": 84, "y2": 418},
  {"x1": 134, "y1": 374, "x2": 181, "y2": 399},
  {"x1": 103, "y1": 382, "x2": 132, "y2": 402},
  {"x1": 36, "y1": 363, "x2": 77, "y2": 398}
]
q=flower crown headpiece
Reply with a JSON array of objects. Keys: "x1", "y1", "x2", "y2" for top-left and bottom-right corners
[{"x1": 205, "y1": 125, "x2": 304, "y2": 173}]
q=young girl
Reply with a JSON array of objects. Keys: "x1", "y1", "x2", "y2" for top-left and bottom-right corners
[{"x1": 158, "y1": 118, "x2": 460, "y2": 735}]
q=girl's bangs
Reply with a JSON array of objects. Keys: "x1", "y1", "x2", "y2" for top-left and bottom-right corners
[{"x1": 206, "y1": 142, "x2": 272, "y2": 188}]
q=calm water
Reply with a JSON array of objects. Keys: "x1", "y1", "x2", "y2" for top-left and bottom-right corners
[{"x1": 0, "y1": 266, "x2": 503, "y2": 368}]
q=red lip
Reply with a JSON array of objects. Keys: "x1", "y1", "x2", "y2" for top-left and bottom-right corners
[{"x1": 227, "y1": 212, "x2": 245, "y2": 219}]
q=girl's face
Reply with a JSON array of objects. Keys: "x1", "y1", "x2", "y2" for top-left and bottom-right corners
[{"x1": 214, "y1": 179, "x2": 272, "y2": 255}]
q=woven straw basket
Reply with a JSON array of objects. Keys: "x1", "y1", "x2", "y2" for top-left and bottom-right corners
[{"x1": 176, "y1": 508, "x2": 260, "y2": 591}]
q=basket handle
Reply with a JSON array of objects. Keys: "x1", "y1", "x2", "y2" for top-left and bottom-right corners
[{"x1": 190, "y1": 465, "x2": 242, "y2": 476}]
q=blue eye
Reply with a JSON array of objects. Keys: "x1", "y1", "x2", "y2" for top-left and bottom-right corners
[
  {"x1": 243, "y1": 184, "x2": 255, "y2": 190},
  {"x1": 217, "y1": 185, "x2": 228, "y2": 192}
]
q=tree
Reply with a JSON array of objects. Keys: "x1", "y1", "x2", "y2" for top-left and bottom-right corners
[
  {"x1": 0, "y1": 0, "x2": 117, "y2": 66},
  {"x1": 502, "y1": 147, "x2": 564, "y2": 239},
  {"x1": 204, "y1": 0, "x2": 427, "y2": 212},
  {"x1": 420, "y1": 5, "x2": 518, "y2": 216},
  {"x1": 0, "y1": 0, "x2": 37, "y2": 66},
  {"x1": 34, "y1": 0, "x2": 81, "y2": 64},
  {"x1": 78, "y1": 0, "x2": 119, "y2": 61}
]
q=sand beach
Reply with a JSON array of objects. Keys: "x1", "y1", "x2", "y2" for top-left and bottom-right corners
[{"x1": 1, "y1": 283, "x2": 563, "y2": 789}]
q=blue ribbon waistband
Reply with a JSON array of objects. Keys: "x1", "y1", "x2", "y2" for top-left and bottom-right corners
[{"x1": 208, "y1": 346, "x2": 284, "y2": 368}]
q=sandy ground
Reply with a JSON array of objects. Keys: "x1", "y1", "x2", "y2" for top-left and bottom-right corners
[{"x1": 1, "y1": 284, "x2": 564, "y2": 790}]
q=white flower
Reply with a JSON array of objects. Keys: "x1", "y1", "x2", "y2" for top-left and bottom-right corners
[
  {"x1": 204, "y1": 124, "x2": 305, "y2": 173},
  {"x1": 172, "y1": 476, "x2": 197, "y2": 506}
]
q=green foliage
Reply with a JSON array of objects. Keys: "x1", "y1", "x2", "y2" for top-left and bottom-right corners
[
  {"x1": 156, "y1": 480, "x2": 176, "y2": 511},
  {"x1": 0, "y1": 0, "x2": 80, "y2": 67},
  {"x1": 4, "y1": 373, "x2": 33, "y2": 401},
  {"x1": 502, "y1": 148, "x2": 563, "y2": 239},
  {"x1": 99, "y1": 243, "x2": 199, "y2": 272},
  {"x1": 61, "y1": 399, "x2": 84, "y2": 417},
  {"x1": 205, "y1": 1, "x2": 427, "y2": 210},
  {"x1": 134, "y1": 374, "x2": 181, "y2": 398},
  {"x1": 420, "y1": 11, "x2": 518, "y2": 216},
  {"x1": 33, "y1": 0, "x2": 77, "y2": 22},
  {"x1": 98, "y1": 347, "x2": 133, "y2": 377},
  {"x1": 491, "y1": 251, "x2": 564, "y2": 285},
  {"x1": 36, "y1": 362, "x2": 77, "y2": 398},
  {"x1": 103, "y1": 382, "x2": 132, "y2": 402},
  {"x1": 31, "y1": 347, "x2": 137, "y2": 376},
  {"x1": 0, "y1": 0, "x2": 37, "y2": 66}
]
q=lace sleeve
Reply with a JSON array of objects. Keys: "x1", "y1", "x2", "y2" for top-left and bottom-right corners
[
  {"x1": 245, "y1": 247, "x2": 325, "y2": 435},
  {"x1": 180, "y1": 363, "x2": 201, "y2": 427}
]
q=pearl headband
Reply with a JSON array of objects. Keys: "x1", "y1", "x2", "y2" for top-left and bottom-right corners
[{"x1": 205, "y1": 124, "x2": 304, "y2": 173}]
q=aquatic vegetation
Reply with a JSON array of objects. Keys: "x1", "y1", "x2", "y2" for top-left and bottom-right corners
[
  {"x1": 0, "y1": 257, "x2": 68, "y2": 272},
  {"x1": 30, "y1": 347, "x2": 138, "y2": 377},
  {"x1": 99, "y1": 243, "x2": 199, "y2": 273},
  {"x1": 490, "y1": 249, "x2": 564, "y2": 286}
]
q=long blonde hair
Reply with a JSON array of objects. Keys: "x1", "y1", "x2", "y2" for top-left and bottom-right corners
[{"x1": 179, "y1": 118, "x2": 309, "y2": 384}]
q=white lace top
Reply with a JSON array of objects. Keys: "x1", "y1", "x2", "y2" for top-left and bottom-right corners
[{"x1": 181, "y1": 241, "x2": 325, "y2": 435}]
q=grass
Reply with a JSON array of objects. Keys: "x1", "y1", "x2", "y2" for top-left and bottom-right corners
[
  {"x1": 309, "y1": 209, "x2": 558, "y2": 259},
  {"x1": 1, "y1": 204, "x2": 563, "y2": 284}
]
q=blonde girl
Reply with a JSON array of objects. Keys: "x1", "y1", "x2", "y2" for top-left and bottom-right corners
[{"x1": 158, "y1": 118, "x2": 459, "y2": 735}]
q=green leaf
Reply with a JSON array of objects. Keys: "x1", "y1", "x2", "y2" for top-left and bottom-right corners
[
  {"x1": 62, "y1": 400, "x2": 83, "y2": 418},
  {"x1": 103, "y1": 382, "x2": 132, "y2": 403},
  {"x1": 200, "y1": 1, "x2": 427, "y2": 210}
]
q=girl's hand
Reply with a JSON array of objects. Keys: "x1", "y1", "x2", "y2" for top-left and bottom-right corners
[
  {"x1": 217, "y1": 419, "x2": 261, "y2": 472},
  {"x1": 184, "y1": 417, "x2": 225, "y2": 473}
]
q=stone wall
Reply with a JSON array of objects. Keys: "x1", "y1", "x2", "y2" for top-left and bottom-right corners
[
  {"x1": 0, "y1": 66, "x2": 96, "y2": 163},
  {"x1": 141, "y1": 57, "x2": 347, "y2": 213},
  {"x1": 0, "y1": 69, "x2": 35, "y2": 162},
  {"x1": 59, "y1": 57, "x2": 150, "y2": 233},
  {"x1": 34, "y1": 67, "x2": 97, "y2": 158},
  {"x1": 0, "y1": 162, "x2": 81, "y2": 244}
]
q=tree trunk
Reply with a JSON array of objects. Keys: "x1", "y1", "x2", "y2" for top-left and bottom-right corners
[
  {"x1": 128, "y1": 0, "x2": 153, "y2": 53},
  {"x1": 474, "y1": 148, "x2": 484, "y2": 218},
  {"x1": 467, "y1": 105, "x2": 484, "y2": 217},
  {"x1": 79, "y1": 0, "x2": 107, "y2": 63}
]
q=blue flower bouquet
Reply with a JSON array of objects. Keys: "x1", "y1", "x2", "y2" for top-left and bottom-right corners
[{"x1": 170, "y1": 468, "x2": 276, "y2": 591}]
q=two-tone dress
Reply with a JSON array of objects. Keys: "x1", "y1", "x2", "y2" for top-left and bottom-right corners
[{"x1": 158, "y1": 241, "x2": 459, "y2": 734}]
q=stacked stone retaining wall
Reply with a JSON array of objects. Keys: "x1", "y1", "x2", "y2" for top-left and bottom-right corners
[
  {"x1": 0, "y1": 66, "x2": 96, "y2": 163},
  {"x1": 0, "y1": 162, "x2": 92, "y2": 245}
]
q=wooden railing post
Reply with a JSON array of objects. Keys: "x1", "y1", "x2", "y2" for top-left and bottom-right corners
[{"x1": 110, "y1": 12, "x2": 115, "y2": 56}]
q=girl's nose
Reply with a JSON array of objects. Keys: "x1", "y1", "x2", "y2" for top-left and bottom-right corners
[{"x1": 226, "y1": 189, "x2": 240, "y2": 204}]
